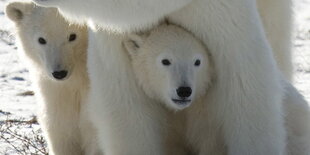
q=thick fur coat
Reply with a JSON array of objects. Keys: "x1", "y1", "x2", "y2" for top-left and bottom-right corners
[
  {"x1": 32, "y1": 0, "x2": 309, "y2": 154},
  {"x1": 5, "y1": 2, "x2": 100, "y2": 155}
]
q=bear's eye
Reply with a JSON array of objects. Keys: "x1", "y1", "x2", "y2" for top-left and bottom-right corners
[
  {"x1": 194, "y1": 59, "x2": 201, "y2": 66},
  {"x1": 38, "y1": 37, "x2": 47, "y2": 45},
  {"x1": 69, "y1": 33, "x2": 77, "y2": 42},
  {"x1": 162, "y1": 59, "x2": 171, "y2": 66}
]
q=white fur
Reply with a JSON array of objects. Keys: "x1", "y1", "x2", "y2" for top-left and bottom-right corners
[
  {"x1": 31, "y1": 0, "x2": 297, "y2": 154},
  {"x1": 33, "y1": 0, "x2": 293, "y2": 80},
  {"x1": 127, "y1": 25, "x2": 310, "y2": 155},
  {"x1": 282, "y1": 81, "x2": 310, "y2": 155},
  {"x1": 123, "y1": 24, "x2": 212, "y2": 111},
  {"x1": 123, "y1": 24, "x2": 212, "y2": 154},
  {"x1": 183, "y1": 80, "x2": 310, "y2": 155},
  {"x1": 5, "y1": 2, "x2": 101, "y2": 155},
  {"x1": 86, "y1": 25, "x2": 173, "y2": 155},
  {"x1": 257, "y1": 0, "x2": 293, "y2": 80}
]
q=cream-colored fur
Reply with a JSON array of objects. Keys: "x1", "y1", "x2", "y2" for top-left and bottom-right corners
[
  {"x1": 123, "y1": 24, "x2": 212, "y2": 111},
  {"x1": 85, "y1": 26, "x2": 171, "y2": 155},
  {"x1": 123, "y1": 24, "x2": 213, "y2": 155},
  {"x1": 32, "y1": 0, "x2": 297, "y2": 154},
  {"x1": 181, "y1": 79, "x2": 310, "y2": 155},
  {"x1": 126, "y1": 24, "x2": 310, "y2": 155},
  {"x1": 33, "y1": 0, "x2": 293, "y2": 80},
  {"x1": 5, "y1": 2, "x2": 101, "y2": 155},
  {"x1": 257, "y1": 0, "x2": 293, "y2": 80},
  {"x1": 282, "y1": 81, "x2": 310, "y2": 155}
]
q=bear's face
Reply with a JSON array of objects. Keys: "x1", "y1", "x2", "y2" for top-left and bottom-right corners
[
  {"x1": 6, "y1": 2, "x2": 88, "y2": 81},
  {"x1": 124, "y1": 25, "x2": 212, "y2": 110}
]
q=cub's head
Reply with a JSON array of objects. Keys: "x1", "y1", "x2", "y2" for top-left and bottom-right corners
[
  {"x1": 124, "y1": 24, "x2": 212, "y2": 111},
  {"x1": 6, "y1": 1, "x2": 88, "y2": 81}
]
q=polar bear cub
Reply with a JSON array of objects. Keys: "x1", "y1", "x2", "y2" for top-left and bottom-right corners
[
  {"x1": 124, "y1": 24, "x2": 310, "y2": 155},
  {"x1": 123, "y1": 23, "x2": 212, "y2": 154},
  {"x1": 6, "y1": 1, "x2": 100, "y2": 155},
  {"x1": 123, "y1": 24, "x2": 212, "y2": 111}
]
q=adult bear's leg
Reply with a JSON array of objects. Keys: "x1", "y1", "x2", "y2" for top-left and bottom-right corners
[
  {"x1": 257, "y1": 0, "x2": 293, "y2": 80},
  {"x1": 282, "y1": 81, "x2": 310, "y2": 155},
  {"x1": 168, "y1": 0, "x2": 286, "y2": 154},
  {"x1": 86, "y1": 29, "x2": 167, "y2": 155}
]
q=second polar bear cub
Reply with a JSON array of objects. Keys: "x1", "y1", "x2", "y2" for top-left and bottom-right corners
[
  {"x1": 6, "y1": 1, "x2": 100, "y2": 155},
  {"x1": 123, "y1": 24, "x2": 212, "y2": 111}
]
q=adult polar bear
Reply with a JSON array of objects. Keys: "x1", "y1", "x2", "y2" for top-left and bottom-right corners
[{"x1": 33, "y1": 0, "x2": 294, "y2": 154}]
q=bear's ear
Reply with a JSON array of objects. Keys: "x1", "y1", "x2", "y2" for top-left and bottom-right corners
[
  {"x1": 123, "y1": 34, "x2": 147, "y2": 57},
  {"x1": 5, "y1": 1, "x2": 34, "y2": 23}
]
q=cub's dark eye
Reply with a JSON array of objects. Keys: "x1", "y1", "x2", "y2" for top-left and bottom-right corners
[
  {"x1": 194, "y1": 59, "x2": 201, "y2": 66},
  {"x1": 38, "y1": 37, "x2": 47, "y2": 45},
  {"x1": 69, "y1": 33, "x2": 77, "y2": 42},
  {"x1": 162, "y1": 59, "x2": 171, "y2": 66}
]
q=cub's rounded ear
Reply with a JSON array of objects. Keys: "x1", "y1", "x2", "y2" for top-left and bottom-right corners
[
  {"x1": 5, "y1": 1, "x2": 34, "y2": 23},
  {"x1": 123, "y1": 34, "x2": 146, "y2": 57}
]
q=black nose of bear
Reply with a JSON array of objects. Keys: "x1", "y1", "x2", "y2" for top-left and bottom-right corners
[
  {"x1": 176, "y1": 87, "x2": 192, "y2": 98},
  {"x1": 52, "y1": 70, "x2": 68, "y2": 80}
]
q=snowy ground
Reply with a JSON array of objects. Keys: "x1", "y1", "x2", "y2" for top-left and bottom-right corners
[
  {"x1": 293, "y1": 0, "x2": 310, "y2": 102},
  {"x1": 0, "y1": 0, "x2": 309, "y2": 154},
  {"x1": 0, "y1": 0, "x2": 36, "y2": 119},
  {"x1": 0, "y1": 0, "x2": 43, "y2": 153}
]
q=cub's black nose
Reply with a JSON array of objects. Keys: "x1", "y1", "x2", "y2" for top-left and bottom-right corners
[
  {"x1": 176, "y1": 87, "x2": 192, "y2": 98},
  {"x1": 52, "y1": 70, "x2": 68, "y2": 80}
]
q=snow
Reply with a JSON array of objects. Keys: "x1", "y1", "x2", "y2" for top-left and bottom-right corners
[
  {"x1": 0, "y1": 1, "x2": 41, "y2": 153},
  {"x1": 0, "y1": 0, "x2": 309, "y2": 154},
  {"x1": 0, "y1": 2, "x2": 36, "y2": 119},
  {"x1": 293, "y1": 0, "x2": 310, "y2": 102}
]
